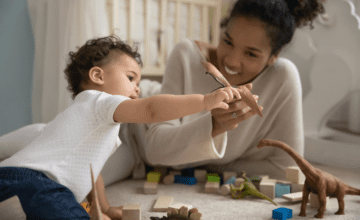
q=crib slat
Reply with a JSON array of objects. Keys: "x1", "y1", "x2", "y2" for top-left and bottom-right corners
[
  {"x1": 174, "y1": 0, "x2": 181, "y2": 45},
  {"x1": 144, "y1": 0, "x2": 150, "y2": 68},
  {"x1": 201, "y1": 6, "x2": 209, "y2": 43},
  {"x1": 187, "y1": 3, "x2": 195, "y2": 39},
  {"x1": 159, "y1": 0, "x2": 167, "y2": 68},
  {"x1": 127, "y1": 0, "x2": 134, "y2": 47}
]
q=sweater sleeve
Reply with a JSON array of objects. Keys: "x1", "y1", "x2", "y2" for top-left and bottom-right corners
[{"x1": 144, "y1": 39, "x2": 227, "y2": 166}]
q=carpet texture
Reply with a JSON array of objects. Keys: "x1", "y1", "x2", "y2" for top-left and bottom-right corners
[{"x1": 1, "y1": 163, "x2": 359, "y2": 219}]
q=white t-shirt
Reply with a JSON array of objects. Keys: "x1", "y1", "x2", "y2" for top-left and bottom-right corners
[{"x1": 0, "y1": 90, "x2": 130, "y2": 202}]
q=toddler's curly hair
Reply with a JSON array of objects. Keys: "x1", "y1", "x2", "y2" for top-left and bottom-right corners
[{"x1": 64, "y1": 35, "x2": 143, "y2": 99}]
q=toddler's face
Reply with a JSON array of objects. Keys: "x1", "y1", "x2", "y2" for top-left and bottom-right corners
[{"x1": 101, "y1": 53, "x2": 141, "y2": 99}]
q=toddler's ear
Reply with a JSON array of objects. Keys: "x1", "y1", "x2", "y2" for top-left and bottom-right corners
[{"x1": 89, "y1": 67, "x2": 105, "y2": 85}]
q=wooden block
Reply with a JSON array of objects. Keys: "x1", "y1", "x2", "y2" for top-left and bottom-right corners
[
  {"x1": 143, "y1": 181, "x2": 158, "y2": 194},
  {"x1": 234, "y1": 177, "x2": 245, "y2": 187},
  {"x1": 310, "y1": 192, "x2": 329, "y2": 209},
  {"x1": 204, "y1": 181, "x2": 220, "y2": 194},
  {"x1": 123, "y1": 204, "x2": 141, "y2": 220},
  {"x1": 220, "y1": 184, "x2": 231, "y2": 195},
  {"x1": 223, "y1": 171, "x2": 237, "y2": 183},
  {"x1": 189, "y1": 212, "x2": 202, "y2": 220},
  {"x1": 275, "y1": 183, "x2": 291, "y2": 198},
  {"x1": 153, "y1": 196, "x2": 174, "y2": 212},
  {"x1": 147, "y1": 171, "x2": 161, "y2": 182},
  {"x1": 169, "y1": 170, "x2": 182, "y2": 176},
  {"x1": 286, "y1": 166, "x2": 305, "y2": 184},
  {"x1": 291, "y1": 182, "x2": 304, "y2": 193},
  {"x1": 282, "y1": 191, "x2": 303, "y2": 202},
  {"x1": 194, "y1": 169, "x2": 207, "y2": 182},
  {"x1": 179, "y1": 206, "x2": 189, "y2": 217},
  {"x1": 154, "y1": 167, "x2": 168, "y2": 183},
  {"x1": 259, "y1": 179, "x2": 276, "y2": 200},
  {"x1": 163, "y1": 174, "x2": 175, "y2": 185},
  {"x1": 169, "y1": 203, "x2": 193, "y2": 210}
]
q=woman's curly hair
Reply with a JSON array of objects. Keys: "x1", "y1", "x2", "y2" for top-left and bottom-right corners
[
  {"x1": 64, "y1": 35, "x2": 143, "y2": 99},
  {"x1": 220, "y1": 0, "x2": 325, "y2": 56}
]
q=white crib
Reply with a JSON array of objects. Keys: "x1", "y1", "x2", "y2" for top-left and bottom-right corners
[{"x1": 105, "y1": 0, "x2": 222, "y2": 76}]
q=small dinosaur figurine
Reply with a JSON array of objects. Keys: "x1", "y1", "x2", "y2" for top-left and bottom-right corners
[
  {"x1": 257, "y1": 139, "x2": 360, "y2": 219},
  {"x1": 200, "y1": 60, "x2": 263, "y2": 117}
]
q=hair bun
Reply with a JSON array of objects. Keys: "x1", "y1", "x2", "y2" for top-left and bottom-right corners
[{"x1": 285, "y1": 0, "x2": 325, "y2": 28}]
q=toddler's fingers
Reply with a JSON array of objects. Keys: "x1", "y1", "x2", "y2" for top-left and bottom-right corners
[{"x1": 231, "y1": 88, "x2": 241, "y2": 99}]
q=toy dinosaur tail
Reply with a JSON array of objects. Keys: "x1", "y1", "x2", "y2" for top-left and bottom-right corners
[
  {"x1": 257, "y1": 139, "x2": 318, "y2": 182},
  {"x1": 346, "y1": 185, "x2": 360, "y2": 196}
]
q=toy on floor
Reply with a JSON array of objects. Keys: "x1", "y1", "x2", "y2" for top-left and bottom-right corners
[
  {"x1": 89, "y1": 164, "x2": 105, "y2": 220},
  {"x1": 123, "y1": 204, "x2": 141, "y2": 220},
  {"x1": 153, "y1": 196, "x2": 174, "y2": 212},
  {"x1": 258, "y1": 139, "x2": 360, "y2": 219},
  {"x1": 150, "y1": 205, "x2": 202, "y2": 220},
  {"x1": 272, "y1": 207, "x2": 293, "y2": 220}
]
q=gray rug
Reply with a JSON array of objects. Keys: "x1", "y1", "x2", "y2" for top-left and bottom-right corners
[{"x1": 1, "y1": 163, "x2": 359, "y2": 219}]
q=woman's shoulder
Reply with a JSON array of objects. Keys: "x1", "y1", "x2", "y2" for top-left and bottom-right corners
[{"x1": 272, "y1": 57, "x2": 298, "y2": 74}]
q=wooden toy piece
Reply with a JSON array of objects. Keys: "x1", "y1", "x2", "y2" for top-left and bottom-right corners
[
  {"x1": 174, "y1": 175, "x2": 197, "y2": 185},
  {"x1": 204, "y1": 181, "x2": 220, "y2": 194},
  {"x1": 234, "y1": 177, "x2": 245, "y2": 187},
  {"x1": 286, "y1": 166, "x2": 305, "y2": 184},
  {"x1": 89, "y1": 164, "x2": 103, "y2": 220},
  {"x1": 154, "y1": 167, "x2": 168, "y2": 183},
  {"x1": 194, "y1": 169, "x2": 207, "y2": 182},
  {"x1": 206, "y1": 173, "x2": 220, "y2": 182},
  {"x1": 291, "y1": 182, "x2": 304, "y2": 193},
  {"x1": 169, "y1": 170, "x2": 182, "y2": 176},
  {"x1": 272, "y1": 207, "x2": 293, "y2": 220},
  {"x1": 153, "y1": 196, "x2": 174, "y2": 212},
  {"x1": 179, "y1": 206, "x2": 189, "y2": 217},
  {"x1": 259, "y1": 179, "x2": 276, "y2": 200},
  {"x1": 275, "y1": 183, "x2": 291, "y2": 198},
  {"x1": 282, "y1": 191, "x2": 303, "y2": 202},
  {"x1": 220, "y1": 184, "x2": 231, "y2": 196},
  {"x1": 143, "y1": 181, "x2": 158, "y2": 194},
  {"x1": 163, "y1": 174, "x2": 175, "y2": 185},
  {"x1": 123, "y1": 204, "x2": 141, "y2": 220},
  {"x1": 223, "y1": 171, "x2": 237, "y2": 183},
  {"x1": 189, "y1": 212, "x2": 202, "y2": 220},
  {"x1": 258, "y1": 139, "x2": 360, "y2": 219},
  {"x1": 167, "y1": 207, "x2": 179, "y2": 216},
  {"x1": 310, "y1": 192, "x2": 329, "y2": 210},
  {"x1": 147, "y1": 171, "x2": 161, "y2": 182},
  {"x1": 169, "y1": 203, "x2": 193, "y2": 210}
]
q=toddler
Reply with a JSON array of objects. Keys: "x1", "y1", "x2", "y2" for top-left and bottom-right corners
[{"x1": 0, "y1": 35, "x2": 241, "y2": 220}]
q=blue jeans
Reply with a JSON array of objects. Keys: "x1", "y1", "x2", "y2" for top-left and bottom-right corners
[{"x1": 0, "y1": 167, "x2": 90, "y2": 220}]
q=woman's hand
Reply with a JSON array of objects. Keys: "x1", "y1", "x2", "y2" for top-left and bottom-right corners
[
  {"x1": 211, "y1": 83, "x2": 263, "y2": 138},
  {"x1": 204, "y1": 87, "x2": 241, "y2": 111}
]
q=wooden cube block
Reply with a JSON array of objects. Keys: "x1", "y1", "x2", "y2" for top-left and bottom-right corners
[
  {"x1": 259, "y1": 179, "x2": 276, "y2": 200},
  {"x1": 286, "y1": 166, "x2": 305, "y2": 184},
  {"x1": 194, "y1": 169, "x2": 207, "y2": 182},
  {"x1": 282, "y1": 191, "x2": 303, "y2": 202},
  {"x1": 275, "y1": 183, "x2": 291, "y2": 198},
  {"x1": 123, "y1": 204, "x2": 141, "y2": 220},
  {"x1": 310, "y1": 192, "x2": 329, "y2": 209},
  {"x1": 147, "y1": 171, "x2": 161, "y2": 182},
  {"x1": 204, "y1": 181, "x2": 220, "y2": 194},
  {"x1": 223, "y1": 171, "x2": 237, "y2": 183},
  {"x1": 143, "y1": 181, "x2": 158, "y2": 194},
  {"x1": 234, "y1": 177, "x2": 245, "y2": 187},
  {"x1": 153, "y1": 196, "x2": 174, "y2": 212},
  {"x1": 291, "y1": 182, "x2": 304, "y2": 193},
  {"x1": 154, "y1": 167, "x2": 168, "y2": 183}
]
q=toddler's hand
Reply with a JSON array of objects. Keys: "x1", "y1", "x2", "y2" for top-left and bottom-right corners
[
  {"x1": 105, "y1": 206, "x2": 123, "y2": 220},
  {"x1": 204, "y1": 87, "x2": 241, "y2": 111}
]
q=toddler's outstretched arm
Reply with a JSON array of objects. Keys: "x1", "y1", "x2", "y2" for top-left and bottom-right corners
[{"x1": 114, "y1": 89, "x2": 241, "y2": 123}]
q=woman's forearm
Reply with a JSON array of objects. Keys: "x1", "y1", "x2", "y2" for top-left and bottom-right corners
[{"x1": 148, "y1": 94, "x2": 205, "y2": 123}]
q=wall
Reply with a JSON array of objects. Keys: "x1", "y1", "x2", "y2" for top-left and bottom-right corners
[{"x1": 0, "y1": 0, "x2": 34, "y2": 136}]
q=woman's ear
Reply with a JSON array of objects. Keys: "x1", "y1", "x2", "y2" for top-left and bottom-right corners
[
  {"x1": 268, "y1": 54, "x2": 279, "y2": 66},
  {"x1": 88, "y1": 67, "x2": 105, "y2": 85}
]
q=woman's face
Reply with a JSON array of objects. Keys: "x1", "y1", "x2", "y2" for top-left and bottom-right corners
[{"x1": 216, "y1": 16, "x2": 278, "y2": 86}]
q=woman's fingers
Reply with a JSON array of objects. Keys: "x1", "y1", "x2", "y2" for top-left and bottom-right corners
[{"x1": 212, "y1": 95, "x2": 259, "y2": 115}]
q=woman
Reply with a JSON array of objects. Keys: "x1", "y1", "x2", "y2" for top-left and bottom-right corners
[{"x1": 138, "y1": 0, "x2": 325, "y2": 180}]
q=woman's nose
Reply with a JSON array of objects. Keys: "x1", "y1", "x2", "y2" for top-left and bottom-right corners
[{"x1": 226, "y1": 51, "x2": 242, "y2": 69}]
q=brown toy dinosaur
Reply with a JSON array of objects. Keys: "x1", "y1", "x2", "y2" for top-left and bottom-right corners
[{"x1": 257, "y1": 139, "x2": 360, "y2": 219}]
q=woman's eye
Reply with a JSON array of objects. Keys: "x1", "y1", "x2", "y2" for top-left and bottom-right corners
[
  {"x1": 224, "y1": 39, "x2": 232, "y2": 46},
  {"x1": 128, "y1": 76, "x2": 134, "y2": 81},
  {"x1": 248, "y1": 52, "x2": 257, "y2": 57}
]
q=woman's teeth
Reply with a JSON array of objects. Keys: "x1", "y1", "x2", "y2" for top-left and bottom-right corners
[{"x1": 225, "y1": 66, "x2": 238, "y2": 75}]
